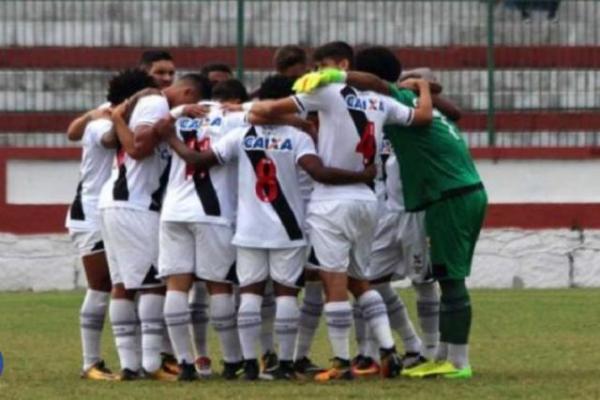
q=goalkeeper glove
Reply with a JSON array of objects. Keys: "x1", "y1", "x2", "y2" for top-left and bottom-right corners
[{"x1": 293, "y1": 68, "x2": 347, "y2": 93}]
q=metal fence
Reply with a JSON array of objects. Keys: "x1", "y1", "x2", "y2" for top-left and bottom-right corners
[{"x1": 1, "y1": 0, "x2": 599, "y2": 148}]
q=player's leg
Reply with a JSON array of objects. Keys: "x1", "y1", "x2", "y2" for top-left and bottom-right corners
[
  {"x1": 76, "y1": 231, "x2": 115, "y2": 380},
  {"x1": 236, "y1": 247, "x2": 269, "y2": 380},
  {"x1": 407, "y1": 189, "x2": 487, "y2": 379},
  {"x1": 307, "y1": 202, "x2": 354, "y2": 381},
  {"x1": 101, "y1": 209, "x2": 141, "y2": 380},
  {"x1": 159, "y1": 221, "x2": 198, "y2": 381},
  {"x1": 189, "y1": 280, "x2": 210, "y2": 374},
  {"x1": 259, "y1": 280, "x2": 278, "y2": 375},
  {"x1": 194, "y1": 223, "x2": 242, "y2": 379}
]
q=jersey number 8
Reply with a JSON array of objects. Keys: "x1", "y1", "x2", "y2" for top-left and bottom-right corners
[{"x1": 255, "y1": 158, "x2": 279, "y2": 203}]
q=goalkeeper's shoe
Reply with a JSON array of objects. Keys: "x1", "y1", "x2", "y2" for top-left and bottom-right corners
[
  {"x1": 350, "y1": 355, "x2": 380, "y2": 377},
  {"x1": 402, "y1": 360, "x2": 443, "y2": 377},
  {"x1": 80, "y1": 360, "x2": 118, "y2": 381},
  {"x1": 405, "y1": 360, "x2": 472, "y2": 379},
  {"x1": 314, "y1": 357, "x2": 353, "y2": 382},
  {"x1": 443, "y1": 365, "x2": 473, "y2": 379}
]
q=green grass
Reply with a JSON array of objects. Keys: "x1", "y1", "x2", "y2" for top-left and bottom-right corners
[{"x1": 0, "y1": 289, "x2": 599, "y2": 399}]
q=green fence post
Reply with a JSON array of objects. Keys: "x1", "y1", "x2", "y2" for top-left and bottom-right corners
[
  {"x1": 236, "y1": 0, "x2": 245, "y2": 81},
  {"x1": 486, "y1": 0, "x2": 496, "y2": 147}
]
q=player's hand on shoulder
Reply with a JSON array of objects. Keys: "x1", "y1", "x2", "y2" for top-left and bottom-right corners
[
  {"x1": 398, "y1": 77, "x2": 442, "y2": 95},
  {"x1": 154, "y1": 117, "x2": 177, "y2": 141},
  {"x1": 88, "y1": 107, "x2": 112, "y2": 121},
  {"x1": 111, "y1": 100, "x2": 130, "y2": 120},
  {"x1": 221, "y1": 102, "x2": 243, "y2": 113},
  {"x1": 182, "y1": 104, "x2": 210, "y2": 118}
]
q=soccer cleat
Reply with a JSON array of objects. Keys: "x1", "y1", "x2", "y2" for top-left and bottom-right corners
[
  {"x1": 242, "y1": 359, "x2": 260, "y2": 381},
  {"x1": 294, "y1": 356, "x2": 325, "y2": 376},
  {"x1": 80, "y1": 360, "x2": 118, "y2": 381},
  {"x1": 161, "y1": 353, "x2": 180, "y2": 375},
  {"x1": 116, "y1": 368, "x2": 140, "y2": 381},
  {"x1": 401, "y1": 360, "x2": 444, "y2": 377},
  {"x1": 144, "y1": 367, "x2": 178, "y2": 382},
  {"x1": 405, "y1": 361, "x2": 467, "y2": 379},
  {"x1": 260, "y1": 350, "x2": 279, "y2": 374},
  {"x1": 379, "y1": 348, "x2": 402, "y2": 378},
  {"x1": 314, "y1": 358, "x2": 353, "y2": 382},
  {"x1": 222, "y1": 360, "x2": 244, "y2": 380},
  {"x1": 177, "y1": 362, "x2": 199, "y2": 381},
  {"x1": 443, "y1": 365, "x2": 473, "y2": 379},
  {"x1": 195, "y1": 356, "x2": 212, "y2": 378},
  {"x1": 400, "y1": 352, "x2": 428, "y2": 370},
  {"x1": 260, "y1": 360, "x2": 301, "y2": 381},
  {"x1": 351, "y1": 355, "x2": 380, "y2": 377}
]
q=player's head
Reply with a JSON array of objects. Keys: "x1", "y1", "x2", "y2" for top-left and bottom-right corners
[
  {"x1": 355, "y1": 46, "x2": 402, "y2": 83},
  {"x1": 106, "y1": 69, "x2": 158, "y2": 106},
  {"x1": 200, "y1": 63, "x2": 234, "y2": 87},
  {"x1": 139, "y1": 50, "x2": 176, "y2": 89},
  {"x1": 257, "y1": 75, "x2": 295, "y2": 100},
  {"x1": 212, "y1": 79, "x2": 249, "y2": 104},
  {"x1": 274, "y1": 45, "x2": 308, "y2": 79},
  {"x1": 312, "y1": 41, "x2": 354, "y2": 71},
  {"x1": 164, "y1": 73, "x2": 212, "y2": 106}
]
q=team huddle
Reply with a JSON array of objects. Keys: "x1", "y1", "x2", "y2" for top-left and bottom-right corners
[{"x1": 65, "y1": 41, "x2": 487, "y2": 383}]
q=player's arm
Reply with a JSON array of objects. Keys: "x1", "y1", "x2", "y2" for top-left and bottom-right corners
[
  {"x1": 298, "y1": 154, "x2": 376, "y2": 185},
  {"x1": 433, "y1": 95, "x2": 462, "y2": 121},
  {"x1": 111, "y1": 98, "x2": 162, "y2": 160},
  {"x1": 66, "y1": 108, "x2": 110, "y2": 141},
  {"x1": 249, "y1": 98, "x2": 301, "y2": 120},
  {"x1": 247, "y1": 111, "x2": 315, "y2": 135},
  {"x1": 153, "y1": 118, "x2": 219, "y2": 168},
  {"x1": 99, "y1": 129, "x2": 119, "y2": 149},
  {"x1": 396, "y1": 79, "x2": 433, "y2": 126}
]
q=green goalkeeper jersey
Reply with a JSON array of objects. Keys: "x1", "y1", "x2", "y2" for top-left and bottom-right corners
[{"x1": 384, "y1": 85, "x2": 482, "y2": 211}]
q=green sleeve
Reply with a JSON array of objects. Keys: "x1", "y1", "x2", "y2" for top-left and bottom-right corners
[{"x1": 388, "y1": 84, "x2": 415, "y2": 107}]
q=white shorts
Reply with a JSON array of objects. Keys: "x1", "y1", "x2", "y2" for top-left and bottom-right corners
[
  {"x1": 158, "y1": 221, "x2": 236, "y2": 283},
  {"x1": 100, "y1": 208, "x2": 162, "y2": 289},
  {"x1": 236, "y1": 246, "x2": 306, "y2": 288},
  {"x1": 306, "y1": 200, "x2": 378, "y2": 280},
  {"x1": 369, "y1": 210, "x2": 431, "y2": 283},
  {"x1": 69, "y1": 229, "x2": 104, "y2": 257}
]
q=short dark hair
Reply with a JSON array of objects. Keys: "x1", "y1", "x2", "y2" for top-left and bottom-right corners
[
  {"x1": 212, "y1": 79, "x2": 249, "y2": 103},
  {"x1": 355, "y1": 46, "x2": 402, "y2": 82},
  {"x1": 139, "y1": 50, "x2": 173, "y2": 69},
  {"x1": 257, "y1": 75, "x2": 295, "y2": 100},
  {"x1": 200, "y1": 63, "x2": 233, "y2": 77},
  {"x1": 312, "y1": 41, "x2": 354, "y2": 67},
  {"x1": 177, "y1": 73, "x2": 212, "y2": 100},
  {"x1": 273, "y1": 45, "x2": 307, "y2": 73},
  {"x1": 107, "y1": 69, "x2": 158, "y2": 105}
]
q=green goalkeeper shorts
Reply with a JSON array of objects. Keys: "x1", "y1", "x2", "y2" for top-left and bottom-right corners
[{"x1": 425, "y1": 187, "x2": 488, "y2": 280}]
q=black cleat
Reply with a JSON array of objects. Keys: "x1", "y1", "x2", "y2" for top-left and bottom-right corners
[
  {"x1": 177, "y1": 362, "x2": 199, "y2": 381},
  {"x1": 260, "y1": 350, "x2": 279, "y2": 374},
  {"x1": 400, "y1": 352, "x2": 428, "y2": 370},
  {"x1": 117, "y1": 368, "x2": 140, "y2": 381},
  {"x1": 222, "y1": 360, "x2": 244, "y2": 380},
  {"x1": 294, "y1": 356, "x2": 325, "y2": 375},
  {"x1": 261, "y1": 360, "x2": 300, "y2": 380},
  {"x1": 380, "y1": 347, "x2": 402, "y2": 378},
  {"x1": 243, "y1": 359, "x2": 260, "y2": 381}
]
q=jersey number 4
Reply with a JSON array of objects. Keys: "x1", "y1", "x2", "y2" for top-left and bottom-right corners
[
  {"x1": 185, "y1": 137, "x2": 210, "y2": 178},
  {"x1": 255, "y1": 158, "x2": 279, "y2": 203}
]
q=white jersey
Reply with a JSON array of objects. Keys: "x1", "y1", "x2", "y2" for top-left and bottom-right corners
[
  {"x1": 66, "y1": 114, "x2": 114, "y2": 231},
  {"x1": 98, "y1": 95, "x2": 171, "y2": 212},
  {"x1": 161, "y1": 102, "x2": 246, "y2": 225},
  {"x1": 381, "y1": 151, "x2": 405, "y2": 212},
  {"x1": 213, "y1": 124, "x2": 317, "y2": 248},
  {"x1": 293, "y1": 84, "x2": 414, "y2": 202}
]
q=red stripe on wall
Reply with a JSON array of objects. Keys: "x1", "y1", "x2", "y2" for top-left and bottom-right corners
[
  {"x1": 471, "y1": 147, "x2": 600, "y2": 159},
  {"x1": 2, "y1": 46, "x2": 600, "y2": 70}
]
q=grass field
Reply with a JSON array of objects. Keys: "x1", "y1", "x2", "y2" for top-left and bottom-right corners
[{"x1": 0, "y1": 289, "x2": 598, "y2": 400}]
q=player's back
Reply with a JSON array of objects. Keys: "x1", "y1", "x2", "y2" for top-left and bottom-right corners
[{"x1": 213, "y1": 124, "x2": 315, "y2": 248}]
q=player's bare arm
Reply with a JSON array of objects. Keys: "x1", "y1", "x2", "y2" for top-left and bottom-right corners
[
  {"x1": 66, "y1": 108, "x2": 111, "y2": 141},
  {"x1": 249, "y1": 98, "x2": 300, "y2": 119},
  {"x1": 396, "y1": 78, "x2": 434, "y2": 126},
  {"x1": 99, "y1": 128, "x2": 119, "y2": 149},
  {"x1": 112, "y1": 100, "x2": 159, "y2": 160},
  {"x1": 247, "y1": 111, "x2": 315, "y2": 135},
  {"x1": 432, "y1": 95, "x2": 462, "y2": 122},
  {"x1": 154, "y1": 117, "x2": 219, "y2": 168},
  {"x1": 298, "y1": 154, "x2": 376, "y2": 185}
]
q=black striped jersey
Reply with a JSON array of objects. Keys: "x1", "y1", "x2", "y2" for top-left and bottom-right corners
[
  {"x1": 292, "y1": 84, "x2": 414, "y2": 202},
  {"x1": 212, "y1": 124, "x2": 317, "y2": 248},
  {"x1": 98, "y1": 94, "x2": 171, "y2": 212},
  {"x1": 160, "y1": 102, "x2": 246, "y2": 225},
  {"x1": 66, "y1": 109, "x2": 114, "y2": 231}
]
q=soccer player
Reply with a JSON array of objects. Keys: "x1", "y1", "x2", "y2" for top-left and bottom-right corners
[
  {"x1": 66, "y1": 69, "x2": 156, "y2": 380},
  {"x1": 250, "y1": 42, "x2": 434, "y2": 380},
  {"x1": 274, "y1": 45, "x2": 309, "y2": 80},
  {"x1": 158, "y1": 77, "x2": 249, "y2": 381},
  {"x1": 139, "y1": 50, "x2": 176, "y2": 89},
  {"x1": 98, "y1": 74, "x2": 207, "y2": 381},
  {"x1": 298, "y1": 59, "x2": 487, "y2": 380},
  {"x1": 201, "y1": 63, "x2": 234, "y2": 88}
]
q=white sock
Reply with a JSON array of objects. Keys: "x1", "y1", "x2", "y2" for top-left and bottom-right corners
[
  {"x1": 436, "y1": 341, "x2": 449, "y2": 361},
  {"x1": 260, "y1": 285, "x2": 276, "y2": 354},
  {"x1": 365, "y1": 326, "x2": 380, "y2": 362},
  {"x1": 164, "y1": 290, "x2": 194, "y2": 364},
  {"x1": 373, "y1": 283, "x2": 422, "y2": 354},
  {"x1": 189, "y1": 282, "x2": 209, "y2": 358},
  {"x1": 109, "y1": 298, "x2": 141, "y2": 371},
  {"x1": 324, "y1": 301, "x2": 352, "y2": 361},
  {"x1": 295, "y1": 281, "x2": 323, "y2": 360},
  {"x1": 237, "y1": 293, "x2": 263, "y2": 360},
  {"x1": 138, "y1": 294, "x2": 165, "y2": 373},
  {"x1": 210, "y1": 293, "x2": 242, "y2": 363},
  {"x1": 358, "y1": 290, "x2": 395, "y2": 350},
  {"x1": 80, "y1": 289, "x2": 109, "y2": 370},
  {"x1": 353, "y1": 302, "x2": 369, "y2": 356},
  {"x1": 448, "y1": 344, "x2": 469, "y2": 369},
  {"x1": 413, "y1": 281, "x2": 440, "y2": 360},
  {"x1": 274, "y1": 296, "x2": 299, "y2": 362}
]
